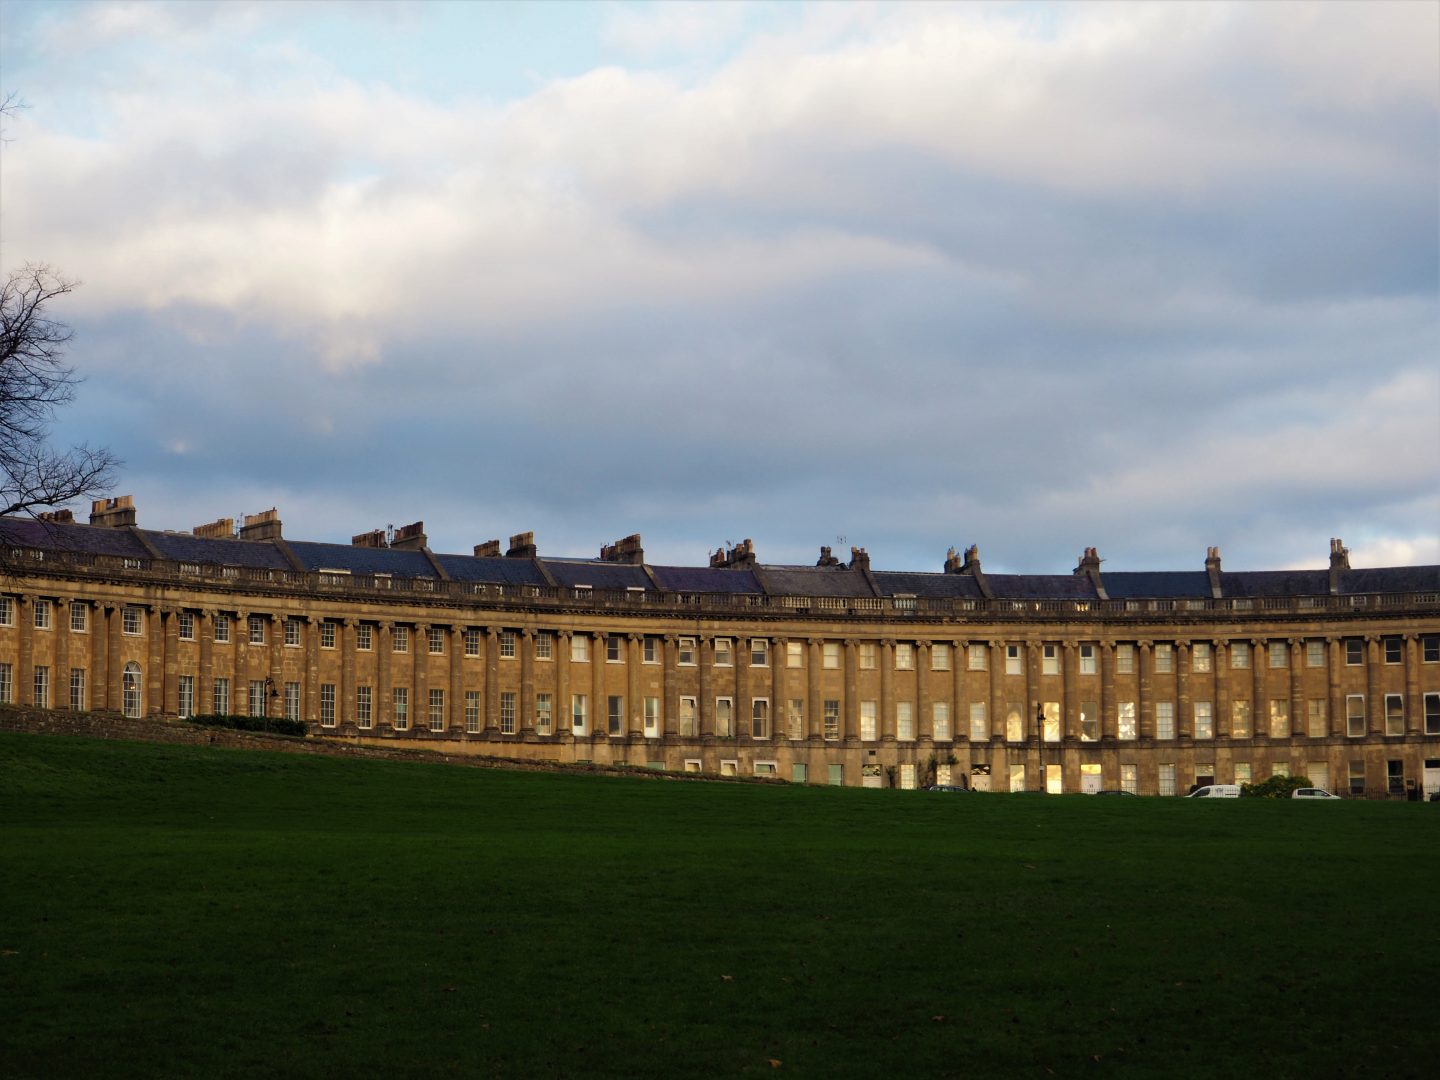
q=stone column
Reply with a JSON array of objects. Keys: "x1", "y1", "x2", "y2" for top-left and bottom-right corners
[
  {"x1": 1289, "y1": 638, "x2": 1304, "y2": 740},
  {"x1": 521, "y1": 628, "x2": 536, "y2": 734},
  {"x1": 1062, "y1": 641, "x2": 1079, "y2": 739},
  {"x1": 773, "y1": 637, "x2": 788, "y2": 741},
  {"x1": 917, "y1": 641, "x2": 932, "y2": 740},
  {"x1": 486, "y1": 628, "x2": 501, "y2": 733},
  {"x1": 198, "y1": 609, "x2": 214, "y2": 714},
  {"x1": 107, "y1": 603, "x2": 124, "y2": 710},
  {"x1": 56, "y1": 601, "x2": 73, "y2": 710},
  {"x1": 1137, "y1": 640, "x2": 1153, "y2": 739},
  {"x1": 16, "y1": 596, "x2": 34, "y2": 705},
  {"x1": 162, "y1": 608, "x2": 180, "y2": 715},
  {"x1": 879, "y1": 640, "x2": 895, "y2": 741},
  {"x1": 1251, "y1": 638, "x2": 1266, "y2": 739},
  {"x1": 342, "y1": 619, "x2": 357, "y2": 726},
  {"x1": 557, "y1": 630, "x2": 572, "y2": 736},
  {"x1": 1405, "y1": 634, "x2": 1421, "y2": 736},
  {"x1": 1214, "y1": 641, "x2": 1229, "y2": 738},
  {"x1": 377, "y1": 622, "x2": 393, "y2": 728},
  {"x1": 988, "y1": 641, "x2": 1005, "y2": 740},
  {"x1": 698, "y1": 635, "x2": 713, "y2": 737},
  {"x1": 628, "y1": 633, "x2": 643, "y2": 737},
  {"x1": 1175, "y1": 641, "x2": 1191, "y2": 738},
  {"x1": 415, "y1": 622, "x2": 431, "y2": 729},
  {"x1": 590, "y1": 632, "x2": 605, "y2": 738},
  {"x1": 735, "y1": 633, "x2": 750, "y2": 740},
  {"x1": 1366, "y1": 636, "x2": 1382, "y2": 736},
  {"x1": 304, "y1": 616, "x2": 320, "y2": 722},
  {"x1": 1025, "y1": 641, "x2": 1041, "y2": 739},
  {"x1": 1100, "y1": 641, "x2": 1117, "y2": 739},
  {"x1": 807, "y1": 638, "x2": 822, "y2": 738},
  {"x1": 660, "y1": 633, "x2": 676, "y2": 736},
  {"x1": 1327, "y1": 638, "x2": 1343, "y2": 737}
]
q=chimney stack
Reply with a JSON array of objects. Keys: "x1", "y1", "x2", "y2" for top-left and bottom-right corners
[
  {"x1": 89, "y1": 495, "x2": 136, "y2": 528},
  {"x1": 351, "y1": 529, "x2": 387, "y2": 548},
  {"x1": 507, "y1": 531, "x2": 537, "y2": 558},
  {"x1": 1205, "y1": 546, "x2": 1223, "y2": 598},
  {"x1": 238, "y1": 508, "x2": 282, "y2": 542},
  {"x1": 1328, "y1": 538, "x2": 1350, "y2": 594},
  {"x1": 390, "y1": 521, "x2": 428, "y2": 551},
  {"x1": 474, "y1": 539, "x2": 501, "y2": 558},
  {"x1": 600, "y1": 534, "x2": 645, "y2": 565}
]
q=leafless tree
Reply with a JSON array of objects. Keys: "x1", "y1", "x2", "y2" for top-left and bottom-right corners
[{"x1": 1, "y1": 263, "x2": 118, "y2": 517}]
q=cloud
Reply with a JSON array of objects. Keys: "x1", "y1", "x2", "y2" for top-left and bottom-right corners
[{"x1": 5, "y1": 0, "x2": 1436, "y2": 571}]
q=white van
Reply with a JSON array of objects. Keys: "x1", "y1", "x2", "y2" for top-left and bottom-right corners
[{"x1": 1187, "y1": 784, "x2": 1241, "y2": 798}]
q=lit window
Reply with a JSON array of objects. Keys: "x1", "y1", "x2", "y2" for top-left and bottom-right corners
[
  {"x1": 1121, "y1": 763, "x2": 1138, "y2": 794},
  {"x1": 1269, "y1": 700, "x2": 1289, "y2": 738},
  {"x1": 896, "y1": 701, "x2": 914, "y2": 741},
  {"x1": 1231, "y1": 701, "x2": 1251, "y2": 738},
  {"x1": 1156, "y1": 702, "x2": 1176, "y2": 740},
  {"x1": 1194, "y1": 702, "x2": 1213, "y2": 739},
  {"x1": 1191, "y1": 643, "x2": 1211, "y2": 673},
  {"x1": 679, "y1": 696, "x2": 697, "y2": 737},
  {"x1": 715, "y1": 697, "x2": 733, "y2": 737},
  {"x1": 1230, "y1": 642, "x2": 1250, "y2": 669},
  {"x1": 895, "y1": 643, "x2": 915, "y2": 670},
  {"x1": 969, "y1": 701, "x2": 988, "y2": 742},
  {"x1": 786, "y1": 641, "x2": 804, "y2": 668},
  {"x1": 1042, "y1": 702, "x2": 1060, "y2": 742},
  {"x1": 1269, "y1": 642, "x2": 1288, "y2": 669},
  {"x1": 1081, "y1": 700, "x2": 1099, "y2": 741},
  {"x1": 1234, "y1": 762, "x2": 1252, "y2": 786},
  {"x1": 1154, "y1": 644, "x2": 1173, "y2": 673},
  {"x1": 932, "y1": 702, "x2": 950, "y2": 740},
  {"x1": 787, "y1": 699, "x2": 805, "y2": 740},
  {"x1": 1117, "y1": 702, "x2": 1136, "y2": 740},
  {"x1": 860, "y1": 700, "x2": 877, "y2": 742},
  {"x1": 968, "y1": 644, "x2": 988, "y2": 671},
  {"x1": 1158, "y1": 763, "x2": 1177, "y2": 797}
]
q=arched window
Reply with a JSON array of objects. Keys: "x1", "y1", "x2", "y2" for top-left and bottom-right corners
[{"x1": 122, "y1": 662, "x2": 142, "y2": 719}]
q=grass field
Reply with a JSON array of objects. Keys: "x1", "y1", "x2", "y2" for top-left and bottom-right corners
[{"x1": 3, "y1": 732, "x2": 1437, "y2": 1078}]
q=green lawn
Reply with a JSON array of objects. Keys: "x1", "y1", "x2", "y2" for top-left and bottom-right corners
[{"x1": 2, "y1": 732, "x2": 1437, "y2": 1078}]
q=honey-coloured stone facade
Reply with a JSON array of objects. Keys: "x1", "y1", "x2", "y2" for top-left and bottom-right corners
[{"x1": 2, "y1": 505, "x2": 1437, "y2": 796}]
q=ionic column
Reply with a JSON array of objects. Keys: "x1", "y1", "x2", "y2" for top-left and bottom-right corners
[
  {"x1": 1289, "y1": 638, "x2": 1304, "y2": 739},
  {"x1": 660, "y1": 633, "x2": 676, "y2": 736},
  {"x1": 521, "y1": 628, "x2": 536, "y2": 734},
  {"x1": 1175, "y1": 641, "x2": 1191, "y2": 738},
  {"x1": 735, "y1": 632, "x2": 750, "y2": 739},
  {"x1": 1137, "y1": 640, "x2": 1153, "y2": 738},
  {"x1": 590, "y1": 632, "x2": 605, "y2": 738},
  {"x1": 988, "y1": 641, "x2": 1005, "y2": 740},
  {"x1": 916, "y1": 641, "x2": 931, "y2": 740},
  {"x1": 342, "y1": 619, "x2": 357, "y2": 725},
  {"x1": 1366, "y1": 636, "x2": 1382, "y2": 736},
  {"x1": 1327, "y1": 638, "x2": 1343, "y2": 736},
  {"x1": 1100, "y1": 642, "x2": 1117, "y2": 739},
  {"x1": 1214, "y1": 641, "x2": 1229, "y2": 738},
  {"x1": 107, "y1": 603, "x2": 123, "y2": 710},
  {"x1": 377, "y1": 622, "x2": 393, "y2": 728},
  {"x1": 1062, "y1": 641, "x2": 1079, "y2": 739},
  {"x1": 198, "y1": 609, "x2": 215, "y2": 714},
  {"x1": 415, "y1": 622, "x2": 431, "y2": 729},
  {"x1": 56, "y1": 601, "x2": 73, "y2": 710},
  {"x1": 1251, "y1": 638, "x2": 1266, "y2": 737},
  {"x1": 698, "y1": 635, "x2": 713, "y2": 737},
  {"x1": 807, "y1": 639, "x2": 822, "y2": 738},
  {"x1": 1405, "y1": 635, "x2": 1421, "y2": 736},
  {"x1": 161, "y1": 608, "x2": 179, "y2": 715},
  {"x1": 1025, "y1": 641, "x2": 1041, "y2": 739},
  {"x1": 486, "y1": 628, "x2": 501, "y2": 732},
  {"x1": 627, "y1": 633, "x2": 643, "y2": 737},
  {"x1": 305, "y1": 616, "x2": 320, "y2": 722},
  {"x1": 879, "y1": 640, "x2": 895, "y2": 741},
  {"x1": 773, "y1": 637, "x2": 789, "y2": 741},
  {"x1": 557, "y1": 630, "x2": 572, "y2": 736}
]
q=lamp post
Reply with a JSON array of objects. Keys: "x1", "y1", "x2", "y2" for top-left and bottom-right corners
[
  {"x1": 1036, "y1": 702, "x2": 1046, "y2": 793},
  {"x1": 263, "y1": 676, "x2": 279, "y2": 734}
]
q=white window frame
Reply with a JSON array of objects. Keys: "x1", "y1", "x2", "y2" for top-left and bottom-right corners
[
  {"x1": 713, "y1": 638, "x2": 733, "y2": 667},
  {"x1": 751, "y1": 698, "x2": 770, "y2": 739},
  {"x1": 894, "y1": 643, "x2": 915, "y2": 671},
  {"x1": 750, "y1": 638, "x2": 769, "y2": 667},
  {"x1": 248, "y1": 615, "x2": 265, "y2": 645}
]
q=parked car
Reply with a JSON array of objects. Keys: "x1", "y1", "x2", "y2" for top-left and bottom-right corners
[
  {"x1": 926, "y1": 784, "x2": 969, "y2": 793},
  {"x1": 1095, "y1": 789, "x2": 1137, "y2": 796},
  {"x1": 1187, "y1": 784, "x2": 1241, "y2": 798},
  {"x1": 1291, "y1": 787, "x2": 1341, "y2": 799}
]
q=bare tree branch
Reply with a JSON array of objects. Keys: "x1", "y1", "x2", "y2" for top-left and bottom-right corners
[{"x1": 1, "y1": 263, "x2": 120, "y2": 518}]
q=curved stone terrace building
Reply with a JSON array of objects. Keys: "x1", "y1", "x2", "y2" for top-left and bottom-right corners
[{"x1": 2, "y1": 498, "x2": 1438, "y2": 797}]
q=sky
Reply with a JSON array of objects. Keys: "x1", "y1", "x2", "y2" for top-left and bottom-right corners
[{"x1": 1, "y1": 0, "x2": 1436, "y2": 575}]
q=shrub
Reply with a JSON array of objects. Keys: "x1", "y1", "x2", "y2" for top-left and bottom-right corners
[
  {"x1": 187, "y1": 714, "x2": 308, "y2": 738},
  {"x1": 1241, "y1": 774, "x2": 1312, "y2": 799}
]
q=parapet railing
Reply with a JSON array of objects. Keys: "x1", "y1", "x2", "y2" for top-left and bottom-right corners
[{"x1": 6, "y1": 546, "x2": 1438, "y2": 621}]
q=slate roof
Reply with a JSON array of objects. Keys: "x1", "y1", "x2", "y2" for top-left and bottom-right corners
[
  {"x1": 543, "y1": 560, "x2": 654, "y2": 591},
  {"x1": 145, "y1": 531, "x2": 291, "y2": 569},
  {"x1": 650, "y1": 566, "x2": 762, "y2": 594},
  {"x1": 434, "y1": 554, "x2": 549, "y2": 586},
  {"x1": 4, "y1": 515, "x2": 1436, "y2": 601},
  {"x1": 1103, "y1": 572, "x2": 1213, "y2": 600},
  {"x1": 287, "y1": 540, "x2": 438, "y2": 578}
]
